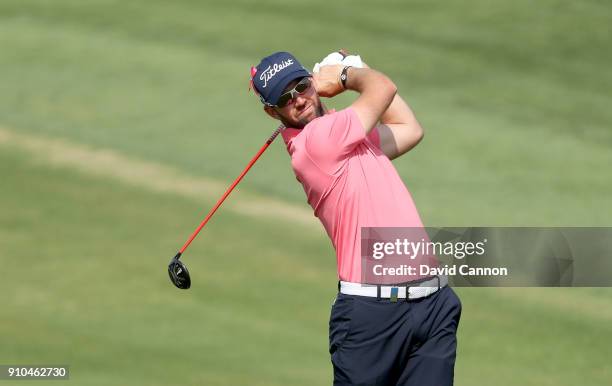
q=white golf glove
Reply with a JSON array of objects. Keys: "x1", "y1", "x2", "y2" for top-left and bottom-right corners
[{"x1": 312, "y1": 51, "x2": 364, "y2": 73}]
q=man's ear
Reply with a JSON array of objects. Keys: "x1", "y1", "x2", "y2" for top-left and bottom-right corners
[{"x1": 264, "y1": 105, "x2": 280, "y2": 120}]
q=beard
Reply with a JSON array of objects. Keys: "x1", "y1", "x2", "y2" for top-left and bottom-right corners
[{"x1": 279, "y1": 101, "x2": 326, "y2": 129}]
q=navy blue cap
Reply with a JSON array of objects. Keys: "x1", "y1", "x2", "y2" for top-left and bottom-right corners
[{"x1": 252, "y1": 52, "x2": 310, "y2": 106}]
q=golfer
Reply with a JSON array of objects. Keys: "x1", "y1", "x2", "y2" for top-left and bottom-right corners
[{"x1": 251, "y1": 51, "x2": 461, "y2": 386}]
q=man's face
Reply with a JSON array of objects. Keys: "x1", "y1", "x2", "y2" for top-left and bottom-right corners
[{"x1": 264, "y1": 77, "x2": 325, "y2": 129}]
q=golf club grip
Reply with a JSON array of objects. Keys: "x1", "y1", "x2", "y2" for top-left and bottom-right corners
[
  {"x1": 178, "y1": 128, "x2": 282, "y2": 254},
  {"x1": 266, "y1": 127, "x2": 282, "y2": 144}
]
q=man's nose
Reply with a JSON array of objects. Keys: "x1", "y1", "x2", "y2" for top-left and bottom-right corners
[{"x1": 294, "y1": 95, "x2": 308, "y2": 108}]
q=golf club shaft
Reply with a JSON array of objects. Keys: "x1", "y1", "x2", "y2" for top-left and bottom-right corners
[{"x1": 178, "y1": 127, "x2": 282, "y2": 255}]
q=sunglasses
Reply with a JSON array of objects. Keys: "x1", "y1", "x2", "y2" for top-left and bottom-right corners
[{"x1": 274, "y1": 77, "x2": 312, "y2": 108}]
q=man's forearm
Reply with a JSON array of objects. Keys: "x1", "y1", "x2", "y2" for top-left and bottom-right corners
[
  {"x1": 359, "y1": 60, "x2": 416, "y2": 125},
  {"x1": 343, "y1": 67, "x2": 397, "y2": 133},
  {"x1": 360, "y1": 63, "x2": 423, "y2": 158},
  {"x1": 381, "y1": 93, "x2": 417, "y2": 125}
]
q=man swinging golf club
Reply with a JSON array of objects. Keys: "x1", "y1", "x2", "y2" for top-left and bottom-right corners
[{"x1": 250, "y1": 51, "x2": 462, "y2": 386}]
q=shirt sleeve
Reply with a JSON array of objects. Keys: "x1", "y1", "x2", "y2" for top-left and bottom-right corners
[
  {"x1": 367, "y1": 125, "x2": 381, "y2": 149},
  {"x1": 303, "y1": 108, "x2": 366, "y2": 174}
]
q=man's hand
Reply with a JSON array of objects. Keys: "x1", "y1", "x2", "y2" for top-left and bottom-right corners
[{"x1": 313, "y1": 64, "x2": 345, "y2": 98}]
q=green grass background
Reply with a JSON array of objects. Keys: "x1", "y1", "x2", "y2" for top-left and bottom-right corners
[{"x1": 1, "y1": 1, "x2": 611, "y2": 385}]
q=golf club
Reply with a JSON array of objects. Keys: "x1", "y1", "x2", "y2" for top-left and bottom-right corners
[{"x1": 168, "y1": 127, "x2": 282, "y2": 289}]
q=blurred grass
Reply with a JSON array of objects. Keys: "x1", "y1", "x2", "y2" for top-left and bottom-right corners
[
  {"x1": 2, "y1": 145, "x2": 610, "y2": 386},
  {"x1": 1, "y1": 0, "x2": 611, "y2": 385},
  {"x1": 0, "y1": 148, "x2": 335, "y2": 386},
  {"x1": 0, "y1": 0, "x2": 610, "y2": 224}
]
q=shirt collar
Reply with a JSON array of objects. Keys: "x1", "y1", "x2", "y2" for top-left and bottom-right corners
[{"x1": 280, "y1": 108, "x2": 336, "y2": 146}]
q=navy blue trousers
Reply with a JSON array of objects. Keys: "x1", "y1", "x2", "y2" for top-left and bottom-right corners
[{"x1": 329, "y1": 286, "x2": 461, "y2": 386}]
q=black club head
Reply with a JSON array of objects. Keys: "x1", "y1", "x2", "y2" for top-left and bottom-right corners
[{"x1": 168, "y1": 253, "x2": 191, "y2": 289}]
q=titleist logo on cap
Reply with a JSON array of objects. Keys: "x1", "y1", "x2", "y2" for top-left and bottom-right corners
[{"x1": 259, "y1": 59, "x2": 294, "y2": 88}]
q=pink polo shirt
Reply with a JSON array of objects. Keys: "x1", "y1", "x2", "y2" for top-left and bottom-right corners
[{"x1": 281, "y1": 107, "x2": 425, "y2": 283}]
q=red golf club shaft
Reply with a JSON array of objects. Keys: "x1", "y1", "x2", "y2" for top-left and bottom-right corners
[{"x1": 178, "y1": 127, "x2": 282, "y2": 255}]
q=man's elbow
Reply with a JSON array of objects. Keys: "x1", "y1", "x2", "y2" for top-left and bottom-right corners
[
  {"x1": 384, "y1": 79, "x2": 398, "y2": 106},
  {"x1": 374, "y1": 72, "x2": 397, "y2": 108},
  {"x1": 414, "y1": 124, "x2": 424, "y2": 145},
  {"x1": 400, "y1": 124, "x2": 424, "y2": 155}
]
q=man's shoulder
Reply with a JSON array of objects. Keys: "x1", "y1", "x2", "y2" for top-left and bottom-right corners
[
  {"x1": 286, "y1": 108, "x2": 360, "y2": 158},
  {"x1": 304, "y1": 107, "x2": 353, "y2": 132}
]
